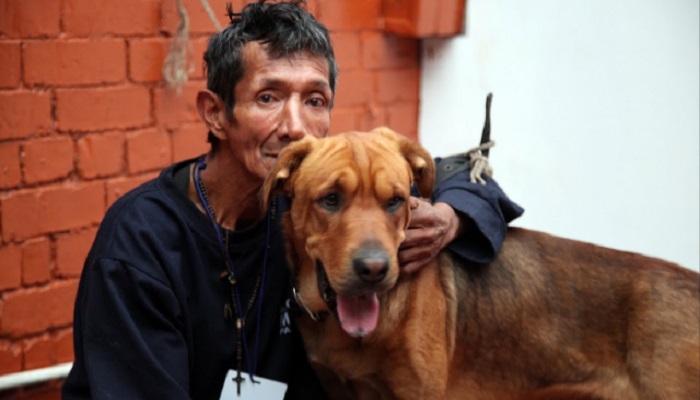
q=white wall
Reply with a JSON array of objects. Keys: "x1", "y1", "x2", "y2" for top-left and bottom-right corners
[{"x1": 419, "y1": 0, "x2": 699, "y2": 271}]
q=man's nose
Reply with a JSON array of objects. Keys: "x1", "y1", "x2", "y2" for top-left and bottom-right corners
[{"x1": 277, "y1": 97, "x2": 306, "y2": 141}]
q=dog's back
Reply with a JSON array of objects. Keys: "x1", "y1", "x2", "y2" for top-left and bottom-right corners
[{"x1": 444, "y1": 227, "x2": 700, "y2": 399}]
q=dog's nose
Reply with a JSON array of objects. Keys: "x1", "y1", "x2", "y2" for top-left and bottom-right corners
[{"x1": 353, "y1": 256, "x2": 389, "y2": 283}]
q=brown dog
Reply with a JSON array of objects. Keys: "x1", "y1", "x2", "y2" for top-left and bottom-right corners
[{"x1": 262, "y1": 127, "x2": 700, "y2": 400}]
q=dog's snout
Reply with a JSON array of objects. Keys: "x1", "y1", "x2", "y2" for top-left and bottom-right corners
[
  {"x1": 352, "y1": 242, "x2": 390, "y2": 283},
  {"x1": 353, "y1": 256, "x2": 389, "y2": 282}
]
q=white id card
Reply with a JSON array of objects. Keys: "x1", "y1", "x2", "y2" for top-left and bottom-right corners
[{"x1": 219, "y1": 370, "x2": 287, "y2": 400}]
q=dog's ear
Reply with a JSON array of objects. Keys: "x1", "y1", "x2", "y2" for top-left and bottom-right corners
[
  {"x1": 261, "y1": 136, "x2": 316, "y2": 212},
  {"x1": 371, "y1": 127, "x2": 435, "y2": 198},
  {"x1": 399, "y1": 138, "x2": 435, "y2": 199}
]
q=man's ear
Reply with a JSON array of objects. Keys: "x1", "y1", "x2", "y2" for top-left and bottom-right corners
[
  {"x1": 261, "y1": 136, "x2": 316, "y2": 212},
  {"x1": 196, "y1": 89, "x2": 228, "y2": 141}
]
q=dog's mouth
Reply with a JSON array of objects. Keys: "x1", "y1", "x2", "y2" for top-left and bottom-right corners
[{"x1": 316, "y1": 261, "x2": 380, "y2": 338}]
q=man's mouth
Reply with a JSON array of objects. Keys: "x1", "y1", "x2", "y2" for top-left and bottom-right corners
[{"x1": 316, "y1": 261, "x2": 380, "y2": 338}]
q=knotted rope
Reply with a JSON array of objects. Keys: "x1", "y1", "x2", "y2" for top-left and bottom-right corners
[
  {"x1": 163, "y1": 0, "x2": 222, "y2": 92},
  {"x1": 467, "y1": 140, "x2": 495, "y2": 184}
]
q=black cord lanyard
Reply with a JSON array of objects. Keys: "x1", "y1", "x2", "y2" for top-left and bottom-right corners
[{"x1": 194, "y1": 156, "x2": 272, "y2": 387}]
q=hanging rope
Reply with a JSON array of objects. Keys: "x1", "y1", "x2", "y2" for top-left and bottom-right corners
[
  {"x1": 162, "y1": 0, "x2": 222, "y2": 92},
  {"x1": 163, "y1": 0, "x2": 192, "y2": 92},
  {"x1": 200, "y1": 0, "x2": 223, "y2": 31}
]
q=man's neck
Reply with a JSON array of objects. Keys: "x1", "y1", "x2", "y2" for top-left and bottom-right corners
[{"x1": 189, "y1": 152, "x2": 265, "y2": 231}]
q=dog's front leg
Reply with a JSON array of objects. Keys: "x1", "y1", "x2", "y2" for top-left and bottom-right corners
[{"x1": 382, "y1": 353, "x2": 447, "y2": 400}]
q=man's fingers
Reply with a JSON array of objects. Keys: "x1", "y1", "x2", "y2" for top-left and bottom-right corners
[
  {"x1": 400, "y1": 260, "x2": 424, "y2": 275},
  {"x1": 398, "y1": 247, "x2": 431, "y2": 275},
  {"x1": 400, "y1": 226, "x2": 435, "y2": 249},
  {"x1": 398, "y1": 242, "x2": 433, "y2": 262}
]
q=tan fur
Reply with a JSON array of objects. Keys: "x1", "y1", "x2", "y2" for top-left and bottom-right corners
[{"x1": 263, "y1": 128, "x2": 700, "y2": 400}]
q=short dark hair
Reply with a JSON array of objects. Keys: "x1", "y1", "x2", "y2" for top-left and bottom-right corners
[{"x1": 203, "y1": 0, "x2": 338, "y2": 151}]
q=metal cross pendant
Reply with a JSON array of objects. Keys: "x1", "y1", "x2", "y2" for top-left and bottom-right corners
[{"x1": 233, "y1": 369, "x2": 245, "y2": 396}]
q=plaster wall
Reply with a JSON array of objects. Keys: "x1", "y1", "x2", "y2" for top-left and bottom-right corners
[{"x1": 419, "y1": 0, "x2": 699, "y2": 271}]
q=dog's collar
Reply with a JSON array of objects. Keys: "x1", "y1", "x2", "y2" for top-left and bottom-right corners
[
  {"x1": 291, "y1": 286, "x2": 326, "y2": 321},
  {"x1": 289, "y1": 261, "x2": 338, "y2": 322}
]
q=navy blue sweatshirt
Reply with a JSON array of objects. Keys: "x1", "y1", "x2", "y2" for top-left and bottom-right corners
[{"x1": 62, "y1": 155, "x2": 523, "y2": 399}]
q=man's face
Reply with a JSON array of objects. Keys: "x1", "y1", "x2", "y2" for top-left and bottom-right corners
[{"x1": 224, "y1": 41, "x2": 333, "y2": 181}]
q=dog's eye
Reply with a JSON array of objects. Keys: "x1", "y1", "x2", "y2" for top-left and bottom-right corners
[
  {"x1": 386, "y1": 196, "x2": 405, "y2": 212},
  {"x1": 318, "y1": 193, "x2": 341, "y2": 211}
]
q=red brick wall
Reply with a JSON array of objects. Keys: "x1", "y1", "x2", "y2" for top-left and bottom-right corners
[{"x1": 0, "y1": 0, "x2": 420, "y2": 398}]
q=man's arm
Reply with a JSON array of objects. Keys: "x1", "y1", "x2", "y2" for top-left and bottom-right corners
[
  {"x1": 63, "y1": 258, "x2": 191, "y2": 400},
  {"x1": 398, "y1": 156, "x2": 524, "y2": 273}
]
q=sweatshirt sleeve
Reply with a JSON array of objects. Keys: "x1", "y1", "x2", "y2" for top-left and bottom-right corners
[
  {"x1": 63, "y1": 257, "x2": 191, "y2": 400},
  {"x1": 429, "y1": 155, "x2": 524, "y2": 264}
]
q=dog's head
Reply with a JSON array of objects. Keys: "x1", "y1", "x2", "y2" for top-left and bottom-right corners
[{"x1": 262, "y1": 127, "x2": 435, "y2": 337}]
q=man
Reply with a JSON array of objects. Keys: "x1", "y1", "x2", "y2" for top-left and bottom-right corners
[{"x1": 62, "y1": 1, "x2": 523, "y2": 399}]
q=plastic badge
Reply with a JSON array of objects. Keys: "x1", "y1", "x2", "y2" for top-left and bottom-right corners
[{"x1": 220, "y1": 370, "x2": 287, "y2": 400}]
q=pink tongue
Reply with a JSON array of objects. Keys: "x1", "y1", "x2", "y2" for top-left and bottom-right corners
[{"x1": 336, "y1": 292, "x2": 380, "y2": 338}]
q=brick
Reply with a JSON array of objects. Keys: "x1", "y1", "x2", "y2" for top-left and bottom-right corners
[
  {"x1": 305, "y1": 0, "x2": 320, "y2": 17},
  {"x1": 376, "y1": 68, "x2": 420, "y2": 103},
  {"x1": 15, "y1": 384, "x2": 63, "y2": 400},
  {"x1": 329, "y1": 108, "x2": 359, "y2": 136},
  {"x1": 1, "y1": 183, "x2": 105, "y2": 241},
  {"x1": 162, "y1": 0, "x2": 235, "y2": 35},
  {"x1": 0, "y1": 0, "x2": 60, "y2": 38},
  {"x1": 77, "y1": 131, "x2": 125, "y2": 179},
  {"x1": 23, "y1": 40, "x2": 126, "y2": 87},
  {"x1": 126, "y1": 128, "x2": 172, "y2": 174},
  {"x1": 37, "y1": 182, "x2": 105, "y2": 234},
  {"x1": 56, "y1": 228, "x2": 97, "y2": 278},
  {"x1": 106, "y1": 174, "x2": 155, "y2": 207},
  {"x1": 330, "y1": 32, "x2": 361, "y2": 71},
  {"x1": 0, "y1": 91, "x2": 52, "y2": 140},
  {"x1": 172, "y1": 123, "x2": 208, "y2": 162},
  {"x1": 334, "y1": 70, "x2": 374, "y2": 107},
  {"x1": 358, "y1": 104, "x2": 387, "y2": 132},
  {"x1": 0, "y1": 280, "x2": 79, "y2": 337},
  {"x1": 55, "y1": 329, "x2": 74, "y2": 363},
  {"x1": 128, "y1": 38, "x2": 169, "y2": 83},
  {"x1": 154, "y1": 82, "x2": 204, "y2": 129},
  {"x1": 382, "y1": 0, "x2": 464, "y2": 37},
  {"x1": 22, "y1": 136, "x2": 74, "y2": 185},
  {"x1": 22, "y1": 238, "x2": 51, "y2": 285},
  {"x1": 317, "y1": 0, "x2": 380, "y2": 31},
  {"x1": 0, "y1": 141, "x2": 21, "y2": 189},
  {"x1": 386, "y1": 102, "x2": 418, "y2": 140},
  {"x1": 0, "y1": 341, "x2": 22, "y2": 375},
  {"x1": 361, "y1": 32, "x2": 419, "y2": 70},
  {"x1": 23, "y1": 334, "x2": 54, "y2": 370},
  {"x1": 1, "y1": 190, "x2": 40, "y2": 241},
  {"x1": 0, "y1": 41, "x2": 21, "y2": 88},
  {"x1": 56, "y1": 86, "x2": 151, "y2": 132},
  {"x1": 129, "y1": 38, "x2": 206, "y2": 83},
  {"x1": 0, "y1": 244, "x2": 21, "y2": 291},
  {"x1": 62, "y1": 0, "x2": 160, "y2": 36}
]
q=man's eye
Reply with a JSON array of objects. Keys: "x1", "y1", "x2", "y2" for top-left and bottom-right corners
[
  {"x1": 386, "y1": 196, "x2": 405, "y2": 212},
  {"x1": 308, "y1": 97, "x2": 326, "y2": 108},
  {"x1": 259, "y1": 94, "x2": 273, "y2": 103},
  {"x1": 318, "y1": 193, "x2": 341, "y2": 211}
]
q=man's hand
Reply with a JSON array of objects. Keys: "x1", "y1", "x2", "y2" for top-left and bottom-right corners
[{"x1": 398, "y1": 197, "x2": 465, "y2": 274}]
